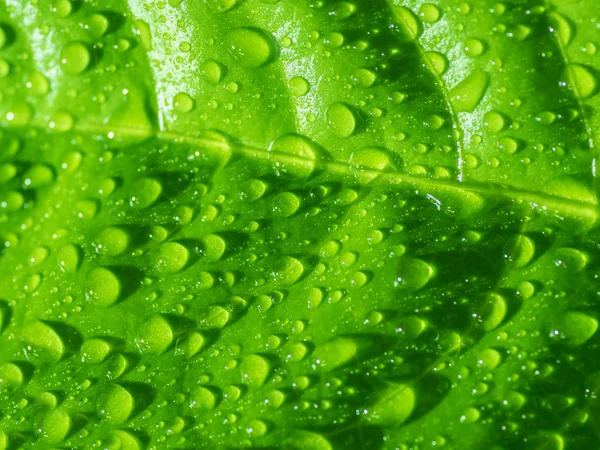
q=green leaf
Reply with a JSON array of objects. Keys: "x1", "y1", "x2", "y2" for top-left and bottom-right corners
[{"x1": 0, "y1": 0, "x2": 599, "y2": 448}]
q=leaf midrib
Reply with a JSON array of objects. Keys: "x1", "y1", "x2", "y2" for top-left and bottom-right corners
[{"x1": 4, "y1": 120, "x2": 597, "y2": 221}]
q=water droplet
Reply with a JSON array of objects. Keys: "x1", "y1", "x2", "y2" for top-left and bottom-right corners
[
  {"x1": 129, "y1": 177, "x2": 162, "y2": 209},
  {"x1": 0, "y1": 362, "x2": 23, "y2": 391},
  {"x1": 558, "y1": 311, "x2": 598, "y2": 347},
  {"x1": 476, "y1": 293, "x2": 507, "y2": 331},
  {"x1": 136, "y1": 315, "x2": 174, "y2": 355},
  {"x1": 326, "y1": 102, "x2": 357, "y2": 138},
  {"x1": 94, "y1": 227, "x2": 130, "y2": 256},
  {"x1": 460, "y1": 407, "x2": 480, "y2": 424},
  {"x1": 88, "y1": 13, "x2": 110, "y2": 38},
  {"x1": 52, "y1": 0, "x2": 72, "y2": 17},
  {"x1": 189, "y1": 386, "x2": 216, "y2": 411},
  {"x1": 198, "y1": 306, "x2": 230, "y2": 330},
  {"x1": 483, "y1": 111, "x2": 506, "y2": 133},
  {"x1": 312, "y1": 338, "x2": 357, "y2": 371},
  {"x1": 478, "y1": 348, "x2": 501, "y2": 370},
  {"x1": 60, "y1": 42, "x2": 90, "y2": 74},
  {"x1": 391, "y1": 5, "x2": 422, "y2": 40},
  {"x1": 173, "y1": 92, "x2": 194, "y2": 112},
  {"x1": 352, "y1": 68, "x2": 377, "y2": 88},
  {"x1": 247, "y1": 419, "x2": 268, "y2": 437},
  {"x1": 272, "y1": 134, "x2": 318, "y2": 160},
  {"x1": 287, "y1": 343, "x2": 308, "y2": 362},
  {"x1": 425, "y1": 51, "x2": 447, "y2": 75},
  {"x1": 49, "y1": 111, "x2": 74, "y2": 132},
  {"x1": 37, "y1": 409, "x2": 71, "y2": 444},
  {"x1": 549, "y1": 12, "x2": 572, "y2": 46},
  {"x1": 58, "y1": 244, "x2": 80, "y2": 273},
  {"x1": 81, "y1": 338, "x2": 112, "y2": 364},
  {"x1": 226, "y1": 28, "x2": 276, "y2": 68},
  {"x1": 395, "y1": 257, "x2": 434, "y2": 291},
  {"x1": 274, "y1": 256, "x2": 304, "y2": 286},
  {"x1": 419, "y1": 4, "x2": 441, "y2": 23},
  {"x1": 97, "y1": 384, "x2": 134, "y2": 425},
  {"x1": 110, "y1": 430, "x2": 141, "y2": 450},
  {"x1": 23, "y1": 164, "x2": 54, "y2": 188},
  {"x1": 154, "y1": 242, "x2": 189, "y2": 275},
  {"x1": 272, "y1": 192, "x2": 301, "y2": 217},
  {"x1": 450, "y1": 70, "x2": 490, "y2": 112},
  {"x1": 86, "y1": 267, "x2": 121, "y2": 308},
  {"x1": 200, "y1": 59, "x2": 224, "y2": 84},
  {"x1": 206, "y1": 0, "x2": 238, "y2": 12},
  {"x1": 499, "y1": 136, "x2": 519, "y2": 154},
  {"x1": 503, "y1": 234, "x2": 535, "y2": 268},
  {"x1": 27, "y1": 72, "x2": 49, "y2": 96},
  {"x1": 5, "y1": 102, "x2": 32, "y2": 126},
  {"x1": 23, "y1": 321, "x2": 64, "y2": 363},
  {"x1": 554, "y1": 247, "x2": 587, "y2": 272},
  {"x1": 202, "y1": 234, "x2": 226, "y2": 262},
  {"x1": 240, "y1": 179, "x2": 267, "y2": 201},
  {"x1": 464, "y1": 38, "x2": 486, "y2": 57},
  {"x1": 368, "y1": 383, "x2": 415, "y2": 426},
  {"x1": 290, "y1": 76, "x2": 310, "y2": 96},
  {"x1": 134, "y1": 19, "x2": 152, "y2": 50},
  {"x1": 241, "y1": 354, "x2": 270, "y2": 388},
  {"x1": 175, "y1": 332, "x2": 204, "y2": 358},
  {"x1": 567, "y1": 64, "x2": 598, "y2": 99}
]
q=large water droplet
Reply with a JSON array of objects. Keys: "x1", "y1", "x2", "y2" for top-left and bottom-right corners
[
  {"x1": 189, "y1": 386, "x2": 216, "y2": 411},
  {"x1": 312, "y1": 338, "x2": 357, "y2": 371},
  {"x1": 153, "y1": 242, "x2": 189, "y2": 275},
  {"x1": 226, "y1": 28, "x2": 276, "y2": 68},
  {"x1": 326, "y1": 103, "x2": 357, "y2": 138},
  {"x1": 60, "y1": 42, "x2": 90, "y2": 74},
  {"x1": 395, "y1": 257, "x2": 434, "y2": 291},
  {"x1": 558, "y1": 311, "x2": 598, "y2": 347},
  {"x1": 136, "y1": 315, "x2": 174, "y2": 355},
  {"x1": 85, "y1": 267, "x2": 121, "y2": 308},
  {"x1": 97, "y1": 384, "x2": 134, "y2": 424},
  {"x1": 129, "y1": 177, "x2": 162, "y2": 209},
  {"x1": 241, "y1": 354, "x2": 270, "y2": 388},
  {"x1": 368, "y1": 383, "x2": 415, "y2": 427},
  {"x1": 450, "y1": 70, "x2": 490, "y2": 112},
  {"x1": 23, "y1": 321, "x2": 64, "y2": 363}
]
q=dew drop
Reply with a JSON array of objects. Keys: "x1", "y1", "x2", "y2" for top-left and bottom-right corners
[
  {"x1": 464, "y1": 38, "x2": 486, "y2": 57},
  {"x1": 419, "y1": 3, "x2": 441, "y2": 23},
  {"x1": 154, "y1": 242, "x2": 189, "y2": 275},
  {"x1": 97, "y1": 384, "x2": 134, "y2": 425},
  {"x1": 395, "y1": 257, "x2": 434, "y2": 291},
  {"x1": 450, "y1": 70, "x2": 490, "y2": 112},
  {"x1": 129, "y1": 177, "x2": 162, "y2": 209},
  {"x1": 274, "y1": 256, "x2": 304, "y2": 286},
  {"x1": 23, "y1": 321, "x2": 64, "y2": 363},
  {"x1": 503, "y1": 234, "x2": 535, "y2": 268},
  {"x1": 390, "y1": 5, "x2": 422, "y2": 40},
  {"x1": 94, "y1": 227, "x2": 130, "y2": 256},
  {"x1": 567, "y1": 64, "x2": 598, "y2": 99},
  {"x1": 368, "y1": 383, "x2": 415, "y2": 426},
  {"x1": 558, "y1": 311, "x2": 598, "y2": 347},
  {"x1": 199, "y1": 59, "x2": 224, "y2": 85},
  {"x1": 198, "y1": 306, "x2": 230, "y2": 330},
  {"x1": 81, "y1": 338, "x2": 112, "y2": 364},
  {"x1": 312, "y1": 338, "x2": 357, "y2": 371},
  {"x1": 226, "y1": 28, "x2": 276, "y2": 68},
  {"x1": 189, "y1": 386, "x2": 216, "y2": 411},
  {"x1": 37, "y1": 409, "x2": 71, "y2": 444},
  {"x1": 173, "y1": 92, "x2": 194, "y2": 112},
  {"x1": 272, "y1": 192, "x2": 301, "y2": 217},
  {"x1": 241, "y1": 354, "x2": 270, "y2": 388},
  {"x1": 86, "y1": 267, "x2": 121, "y2": 308},
  {"x1": 0, "y1": 362, "x2": 23, "y2": 391},
  {"x1": 60, "y1": 42, "x2": 90, "y2": 74},
  {"x1": 326, "y1": 102, "x2": 357, "y2": 138},
  {"x1": 289, "y1": 76, "x2": 310, "y2": 96},
  {"x1": 136, "y1": 315, "x2": 174, "y2": 355}
]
